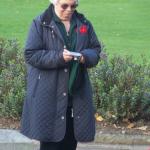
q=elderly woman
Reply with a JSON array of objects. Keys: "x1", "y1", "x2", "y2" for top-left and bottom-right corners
[{"x1": 20, "y1": 0, "x2": 101, "y2": 149}]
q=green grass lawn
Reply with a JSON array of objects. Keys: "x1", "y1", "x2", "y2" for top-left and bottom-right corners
[{"x1": 0, "y1": 0, "x2": 150, "y2": 62}]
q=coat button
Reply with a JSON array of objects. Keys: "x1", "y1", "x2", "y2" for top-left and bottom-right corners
[
  {"x1": 63, "y1": 92, "x2": 67, "y2": 96},
  {"x1": 61, "y1": 116, "x2": 65, "y2": 120},
  {"x1": 64, "y1": 68, "x2": 68, "y2": 72},
  {"x1": 77, "y1": 116, "x2": 80, "y2": 119}
]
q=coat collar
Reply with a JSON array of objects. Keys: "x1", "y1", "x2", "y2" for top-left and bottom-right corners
[
  {"x1": 40, "y1": 4, "x2": 89, "y2": 51},
  {"x1": 41, "y1": 4, "x2": 53, "y2": 26}
]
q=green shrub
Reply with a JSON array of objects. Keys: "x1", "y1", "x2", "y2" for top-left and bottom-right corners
[
  {"x1": 0, "y1": 38, "x2": 26, "y2": 118},
  {"x1": 90, "y1": 55, "x2": 150, "y2": 122},
  {"x1": 1, "y1": 38, "x2": 150, "y2": 122}
]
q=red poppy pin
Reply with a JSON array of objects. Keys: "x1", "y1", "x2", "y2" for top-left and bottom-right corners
[{"x1": 79, "y1": 25, "x2": 88, "y2": 34}]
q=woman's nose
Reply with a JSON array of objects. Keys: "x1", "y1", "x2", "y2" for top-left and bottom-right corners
[{"x1": 66, "y1": 6, "x2": 72, "y2": 11}]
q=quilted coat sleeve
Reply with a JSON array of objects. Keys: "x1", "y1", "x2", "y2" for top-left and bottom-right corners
[
  {"x1": 24, "y1": 19, "x2": 67, "y2": 69},
  {"x1": 81, "y1": 21, "x2": 101, "y2": 68}
]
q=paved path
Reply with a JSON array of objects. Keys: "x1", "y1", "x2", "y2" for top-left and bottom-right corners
[
  {"x1": 77, "y1": 143, "x2": 150, "y2": 150},
  {"x1": 0, "y1": 129, "x2": 150, "y2": 150}
]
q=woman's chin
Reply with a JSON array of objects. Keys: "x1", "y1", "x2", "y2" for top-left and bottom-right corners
[{"x1": 62, "y1": 16, "x2": 72, "y2": 21}]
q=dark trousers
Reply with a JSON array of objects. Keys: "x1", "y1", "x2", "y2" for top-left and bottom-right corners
[{"x1": 40, "y1": 107, "x2": 77, "y2": 150}]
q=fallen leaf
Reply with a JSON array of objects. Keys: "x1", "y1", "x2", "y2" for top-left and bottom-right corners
[
  {"x1": 113, "y1": 124, "x2": 118, "y2": 128},
  {"x1": 127, "y1": 123, "x2": 135, "y2": 129},
  {"x1": 113, "y1": 124, "x2": 121, "y2": 129},
  {"x1": 135, "y1": 126, "x2": 148, "y2": 131},
  {"x1": 123, "y1": 118, "x2": 129, "y2": 123},
  {"x1": 95, "y1": 113, "x2": 104, "y2": 122}
]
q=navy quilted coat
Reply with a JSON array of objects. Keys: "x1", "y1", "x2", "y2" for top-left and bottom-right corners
[{"x1": 20, "y1": 4, "x2": 101, "y2": 142}]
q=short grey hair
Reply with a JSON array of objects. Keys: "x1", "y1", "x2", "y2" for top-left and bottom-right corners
[{"x1": 50, "y1": 0, "x2": 79, "y2": 5}]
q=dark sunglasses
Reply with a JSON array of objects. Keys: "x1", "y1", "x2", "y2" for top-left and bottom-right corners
[{"x1": 59, "y1": 3, "x2": 78, "y2": 10}]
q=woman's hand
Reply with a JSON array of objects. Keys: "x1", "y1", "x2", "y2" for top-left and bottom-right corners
[
  {"x1": 63, "y1": 49, "x2": 85, "y2": 64},
  {"x1": 63, "y1": 49, "x2": 73, "y2": 62}
]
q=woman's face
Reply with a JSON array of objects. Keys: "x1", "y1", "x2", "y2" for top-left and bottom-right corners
[{"x1": 54, "y1": 0, "x2": 78, "y2": 21}]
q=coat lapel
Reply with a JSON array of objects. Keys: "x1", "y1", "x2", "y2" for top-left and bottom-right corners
[
  {"x1": 49, "y1": 20, "x2": 65, "y2": 44},
  {"x1": 75, "y1": 19, "x2": 89, "y2": 52}
]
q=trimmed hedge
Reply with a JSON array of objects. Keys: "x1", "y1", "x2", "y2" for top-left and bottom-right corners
[
  {"x1": 0, "y1": 38, "x2": 150, "y2": 121},
  {"x1": 90, "y1": 55, "x2": 150, "y2": 121},
  {"x1": 0, "y1": 38, "x2": 25, "y2": 118}
]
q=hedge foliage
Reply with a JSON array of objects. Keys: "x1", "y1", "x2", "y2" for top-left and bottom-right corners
[
  {"x1": 0, "y1": 38, "x2": 25, "y2": 118},
  {"x1": 0, "y1": 38, "x2": 150, "y2": 121},
  {"x1": 90, "y1": 55, "x2": 150, "y2": 121}
]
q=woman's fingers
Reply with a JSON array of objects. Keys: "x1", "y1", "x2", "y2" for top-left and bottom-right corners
[
  {"x1": 63, "y1": 49, "x2": 73, "y2": 62},
  {"x1": 63, "y1": 49, "x2": 71, "y2": 55},
  {"x1": 63, "y1": 55, "x2": 73, "y2": 62}
]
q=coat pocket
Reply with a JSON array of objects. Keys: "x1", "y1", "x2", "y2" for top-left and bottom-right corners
[{"x1": 32, "y1": 74, "x2": 41, "y2": 98}]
